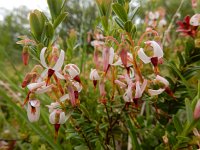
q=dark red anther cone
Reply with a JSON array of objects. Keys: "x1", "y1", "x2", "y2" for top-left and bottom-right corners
[
  {"x1": 93, "y1": 80, "x2": 98, "y2": 88},
  {"x1": 54, "y1": 124, "x2": 60, "y2": 143},
  {"x1": 46, "y1": 69, "x2": 55, "y2": 85},
  {"x1": 150, "y1": 57, "x2": 158, "y2": 67},
  {"x1": 74, "y1": 75, "x2": 81, "y2": 83},
  {"x1": 165, "y1": 87, "x2": 176, "y2": 99}
]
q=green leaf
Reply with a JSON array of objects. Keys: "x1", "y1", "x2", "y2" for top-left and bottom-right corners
[
  {"x1": 124, "y1": 21, "x2": 136, "y2": 38},
  {"x1": 53, "y1": 12, "x2": 68, "y2": 29},
  {"x1": 112, "y1": 3, "x2": 128, "y2": 22},
  {"x1": 47, "y1": 0, "x2": 63, "y2": 21},
  {"x1": 185, "y1": 99, "x2": 193, "y2": 123},
  {"x1": 173, "y1": 115, "x2": 183, "y2": 134},
  {"x1": 113, "y1": 16, "x2": 124, "y2": 29},
  {"x1": 101, "y1": 16, "x2": 109, "y2": 32},
  {"x1": 45, "y1": 22, "x2": 54, "y2": 39}
]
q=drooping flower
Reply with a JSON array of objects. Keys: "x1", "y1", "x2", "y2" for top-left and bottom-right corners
[
  {"x1": 137, "y1": 41, "x2": 163, "y2": 68},
  {"x1": 90, "y1": 69, "x2": 100, "y2": 88},
  {"x1": 64, "y1": 64, "x2": 81, "y2": 83},
  {"x1": 40, "y1": 47, "x2": 65, "y2": 85},
  {"x1": 27, "y1": 100, "x2": 40, "y2": 122},
  {"x1": 176, "y1": 15, "x2": 198, "y2": 37},
  {"x1": 148, "y1": 75, "x2": 174, "y2": 98}
]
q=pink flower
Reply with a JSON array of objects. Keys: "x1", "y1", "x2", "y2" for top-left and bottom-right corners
[
  {"x1": 64, "y1": 64, "x2": 81, "y2": 83},
  {"x1": 27, "y1": 100, "x2": 40, "y2": 122},
  {"x1": 90, "y1": 69, "x2": 100, "y2": 88},
  {"x1": 138, "y1": 41, "x2": 163, "y2": 67},
  {"x1": 102, "y1": 47, "x2": 114, "y2": 73},
  {"x1": 40, "y1": 47, "x2": 65, "y2": 85}
]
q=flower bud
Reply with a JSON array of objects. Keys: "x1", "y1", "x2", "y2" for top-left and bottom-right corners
[
  {"x1": 194, "y1": 100, "x2": 200, "y2": 120},
  {"x1": 22, "y1": 46, "x2": 29, "y2": 65}
]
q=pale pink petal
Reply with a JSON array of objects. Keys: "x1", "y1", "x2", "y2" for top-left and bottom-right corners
[
  {"x1": 49, "y1": 110, "x2": 56, "y2": 124},
  {"x1": 52, "y1": 50, "x2": 65, "y2": 71},
  {"x1": 27, "y1": 100, "x2": 40, "y2": 122},
  {"x1": 114, "y1": 80, "x2": 127, "y2": 89},
  {"x1": 141, "y1": 79, "x2": 147, "y2": 93},
  {"x1": 59, "y1": 112, "x2": 66, "y2": 124},
  {"x1": 156, "y1": 75, "x2": 169, "y2": 87},
  {"x1": 148, "y1": 88, "x2": 165, "y2": 96},
  {"x1": 146, "y1": 41, "x2": 163, "y2": 58},
  {"x1": 135, "y1": 81, "x2": 142, "y2": 98},
  {"x1": 112, "y1": 58, "x2": 123, "y2": 66},
  {"x1": 90, "y1": 69, "x2": 100, "y2": 80},
  {"x1": 72, "y1": 81, "x2": 82, "y2": 92},
  {"x1": 40, "y1": 47, "x2": 48, "y2": 68},
  {"x1": 59, "y1": 94, "x2": 69, "y2": 102},
  {"x1": 190, "y1": 14, "x2": 200, "y2": 26},
  {"x1": 46, "y1": 102, "x2": 60, "y2": 113},
  {"x1": 65, "y1": 64, "x2": 80, "y2": 78},
  {"x1": 123, "y1": 84, "x2": 133, "y2": 102},
  {"x1": 102, "y1": 47, "x2": 109, "y2": 72},
  {"x1": 99, "y1": 82, "x2": 106, "y2": 97},
  {"x1": 35, "y1": 84, "x2": 53, "y2": 94},
  {"x1": 109, "y1": 47, "x2": 115, "y2": 64},
  {"x1": 67, "y1": 86, "x2": 76, "y2": 106},
  {"x1": 91, "y1": 40, "x2": 104, "y2": 47},
  {"x1": 37, "y1": 69, "x2": 48, "y2": 82},
  {"x1": 137, "y1": 48, "x2": 151, "y2": 64},
  {"x1": 27, "y1": 81, "x2": 45, "y2": 91}
]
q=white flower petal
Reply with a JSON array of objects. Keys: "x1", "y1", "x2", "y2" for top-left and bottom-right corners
[
  {"x1": 109, "y1": 47, "x2": 115, "y2": 64},
  {"x1": 91, "y1": 40, "x2": 104, "y2": 47},
  {"x1": 59, "y1": 94, "x2": 69, "y2": 102},
  {"x1": 27, "y1": 81, "x2": 45, "y2": 91},
  {"x1": 53, "y1": 50, "x2": 65, "y2": 71},
  {"x1": 141, "y1": 79, "x2": 147, "y2": 93},
  {"x1": 27, "y1": 100, "x2": 40, "y2": 122},
  {"x1": 35, "y1": 84, "x2": 53, "y2": 94},
  {"x1": 40, "y1": 47, "x2": 48, "y2": 68},
  {"x1": 59, "y1": 112, "x2": 66, "y2": 124},
  {"x1": 137, "y1": 48, "x2": 151, "y2": 64},
  {"x1": 37, "y1": 69, "x2": 48, "y2": 82},
  {"x1": 72, "y1": 81, "x2": 82, "y2": 92},
  {"x1": 156, "y1": 75, "x2": 169, "y2": 87},
  {"x1": 49, "y1": 110, "x2": 56, "y2": 124},
  {"x1": 135, "y1": 81, "x2": 142, "y2": 98},
  {"x1": 146, "y1": 41, "x2": 163, "y2": 58},
  {"x1": 148, "y1": 88, "x2": 165, "y2": 96},
  {"x1": 90, "y1": 69, "x2": 100, "y2": 80},
  {"x1": 112, "y1": 58, "x2": 123, "y2": 66},
  {"x1": 190, "y1": 14, "x2": 200, "y2": 26}
]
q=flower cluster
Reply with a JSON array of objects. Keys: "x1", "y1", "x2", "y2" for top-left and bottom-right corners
[
  {"x1": 20, "y1": 46, "x2": 82, "y2": 137},
  {"x1": 89, "y1": 30, "x2": 174, "y2": 107}
]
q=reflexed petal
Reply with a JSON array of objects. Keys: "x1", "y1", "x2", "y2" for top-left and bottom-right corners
[
  {"x1": 55, "y1": 71, "x2": 65, "y2": 79},
  {"x1": 35, "y1": 84, "x2": 53, "y2": 94},
  {"x1": 112, "y1": 58, "x2": 123, "y2": 66},
  {"x1": 135, "y1": 81, "x2": 142, "y2": 98},
  {"x1": 59, "y1": 94, "x2": 69, "y2": 102},
  {"x1": 137, "y1": 48, "x2": 151, "y2": 64},
  {"x1": 40, "y1": 47, "x2": 48, "y2": 68},
  {"x1": 146, "y1": 41, "x2": 163, "y2": 58},
  {"x1": 148, "y1": 88, "x2": 165, "y2": 96},
  {"x1": 49, "y1": 110, "x2": 56, "y2": 124},
  {"x1": 109, "y1": 47, "x2": 115, "y2": 64},
  {"x1": 190, "y1": 14, "x2": 200, "y2": 26},
  {"x1": 67, "y1": 86, "x2": 76, "y2": 106},
  {"x1": 27, "y1": 81, "x2": 45, "y2": 91},
  {"x1": 53, "y1": 50, "x2": 65, "y2": 71},
  {"x1": 72, "y1": 81, "x2": 82, "y2": 92},
  {"x1": 59, "y1": 112, "x2": 66, "y2": 124},
  {"x1": 141, "y1": 79, "x2": 147, "y2": 93},
  {"x1": 65, "y1": 64, "x2": 80, "y2": 78},
  {"x1": 114, "y1": 80, "x2": 127, "y2": 89},
  {"x1": 37, "y1": 69, "x2": 48, "y2": 82},
  {"x1": 46, "y1": 102, "x2": 60, "y2": 113},
  {"x1": 102, "y1": 47, "x2": 110, "y2": 72},
  {"x1": 156, "y1": 75, "x2": 169, "y2": 86},
  {"x1": 30, "y1": 100, "x2": 40, "y2": 107},
  {"x1": 91, "y1": 40, "x2": 104, "y2": 47}
]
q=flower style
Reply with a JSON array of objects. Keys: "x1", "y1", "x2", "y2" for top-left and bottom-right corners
[
  {"x1": 176, "y1": 15, "x2": 198, "y2": 37},
  {"x1": 40, "y1": 47, "x2": 65, "y2": 85},
  {"x1": 90, "y1": 69, "x2": 100, "y2": 88},
  {"x1": 190, "y1": 14, "x2": 200, "y2": 26},
  {"x1": 27, "y1": 100, "x2": 40, "y2": 122},
  {"x1": 138, "y1": 41, "x2": 163, "y2": 67}
]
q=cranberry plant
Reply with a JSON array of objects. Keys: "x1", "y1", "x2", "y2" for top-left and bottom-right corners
[{"x1": 0, "y1": 0, "x2": 200, "y2": 149}]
